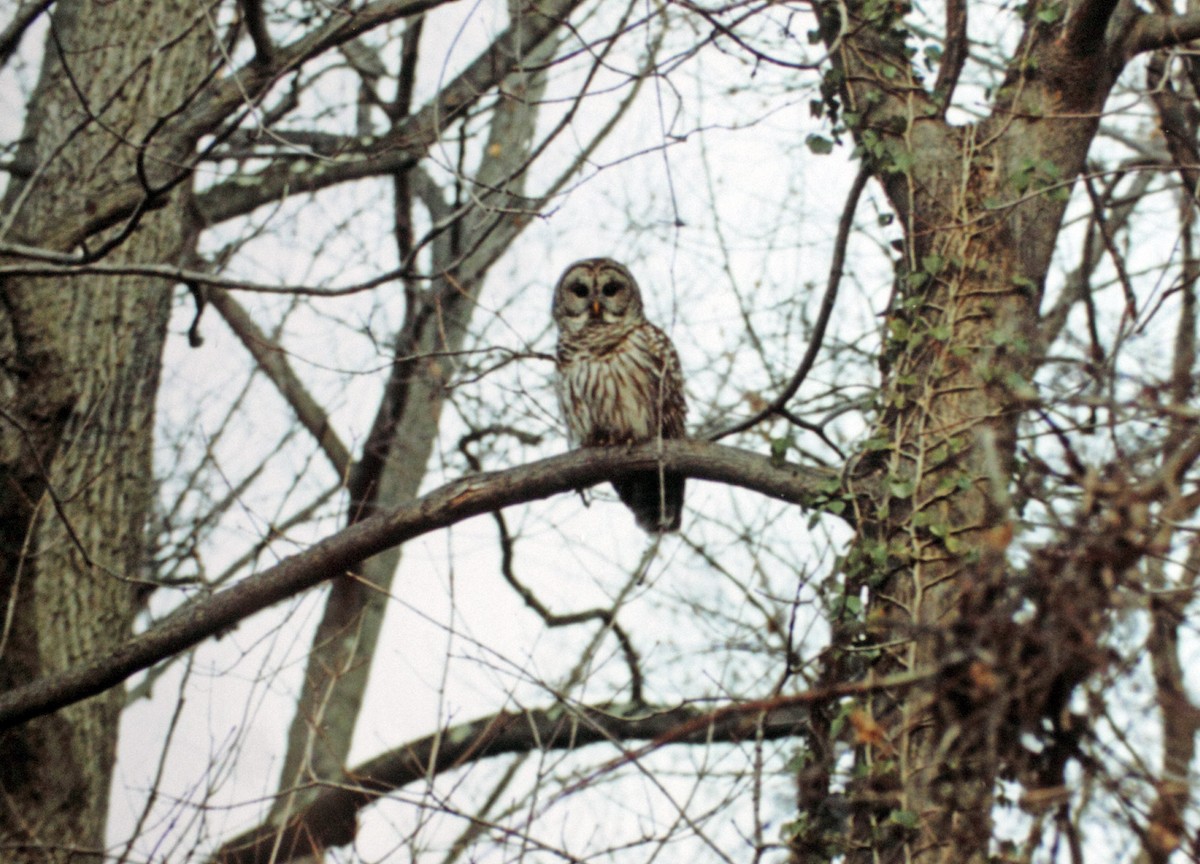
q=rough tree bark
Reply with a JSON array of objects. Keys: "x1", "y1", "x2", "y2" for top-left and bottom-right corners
[{"x1": 0, "y1": 1, "x2": 215, "y2": 859}]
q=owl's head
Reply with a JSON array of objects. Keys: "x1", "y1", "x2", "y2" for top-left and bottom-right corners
[{"x1": 552, "y1": 258, "x2": 644, "y2": 334}]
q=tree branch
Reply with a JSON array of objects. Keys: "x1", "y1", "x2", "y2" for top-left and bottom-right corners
[
  {"x1": 933, "y1": 0, "x2": 968, "y2": 112},
  {"x1": 0, "y1": 0, "x2": 54, "y2": 69},
  {"x1": 1124, "y1": 11, "x2": 1200, "y2": 58},
  {"x1": 0, "y1": 247, "x2": 405, "y2": 295},
  {"x1": 0, "y1": 441, "x2": 841, "y2": 730},
  {"x1": 1037, "y1": 169, "x2": 1155, "y2": 351},
  {"x1": 180, "y1": 0, "x2": 451, "y2": 139},
  {"x1": 194, "y1": 0, "x2": 585, "y2": 226},
  {"x1": 1061, "y1": 0, "x2": 1121, "y2": 57},
  {"x1": 1147, "y1": 51, "x2": 1200, "y2": 198},
  {"x1": 23, "y1": 0, "x2": 453, "y2": 254},
  {"x1": 239, "y1": 0, "x2": 273, "y2": 66},
  {"x1": 712, "y1": 162, "x2": 869, "y2": 442},
  {"x1": 207, "y1": 288, "x2": 352, "y2": 478},
  {"x1": 213, "y1": 673, "x2": 933, "y2": 864}
]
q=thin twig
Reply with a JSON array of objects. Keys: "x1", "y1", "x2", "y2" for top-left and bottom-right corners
[{"x1": 712, "y1": 162, "x2": 870, "y2": 443}]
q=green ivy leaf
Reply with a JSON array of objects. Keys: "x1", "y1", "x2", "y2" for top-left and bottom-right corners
[
  {"x1": 806, "y1": 133, "x2": 835, "y2": 155},
  {"x1": 1036, "y1": 3, "x2": 1062, "y2": 23}
]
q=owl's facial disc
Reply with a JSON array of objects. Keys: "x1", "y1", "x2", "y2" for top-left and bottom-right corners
[{"x1": 554, "y1": 259, "x2": 642, "y2": 332}]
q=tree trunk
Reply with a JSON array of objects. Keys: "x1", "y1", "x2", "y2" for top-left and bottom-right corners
[
  {"x1": 270, "y1": 20, "x2": 561, "y2": 829},
  {"x1": 0, "y1": 3, "x2": 212, "y2": 859},
  {"x1": 799, "y1": 4, "x2": 1130, "y2": 862}
]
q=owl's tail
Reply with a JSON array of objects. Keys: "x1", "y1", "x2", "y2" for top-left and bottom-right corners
[{"x1": 612, "y1": 472, "x2": 685, "y2": 533}]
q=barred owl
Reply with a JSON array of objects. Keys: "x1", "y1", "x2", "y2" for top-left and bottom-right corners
[{"x1": 552, "y1": 258, "x2": 687, "y2": 532}]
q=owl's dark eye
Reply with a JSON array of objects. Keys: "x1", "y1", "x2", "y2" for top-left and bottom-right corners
[
  {"x1": 601, "y1": 280, "x2": 623, "y2": 297},
  {"x1": 569, "y1": 281, "x2": 589, "y2": 299}
]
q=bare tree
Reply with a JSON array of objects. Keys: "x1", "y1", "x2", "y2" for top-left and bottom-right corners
[{"x1": 3, "y1": 1, "x2": 1200, "y2": 863}]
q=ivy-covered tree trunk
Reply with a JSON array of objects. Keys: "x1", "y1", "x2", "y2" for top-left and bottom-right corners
[
  {"x1": 798, "y1": 1, "x2": 1165, "y2": 861},
  {"x1": 0, "y1": 3, "x2": 213, "y2": 859}
]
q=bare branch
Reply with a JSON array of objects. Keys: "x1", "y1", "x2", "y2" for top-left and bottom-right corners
[
  {"x1": 207, "y1": 288, "x2": 352, "y2": 478},
  {"x1": 0, "y1": 0, "x2": 54, "y2": 69},
  {"x1": 0, "y1": 441, "x2": 841, "y2": 730},
  {"x1": 0, "y1": 247, "x2": 406, "y2": 295},
  {"x1": 712, "y1": 162, "x2": 869, "y2": 442},
  {"x1": 195, "y1": 0, "x2": 585, "y2": 226},
  {"x1": 933, "y1": 0, "x2": 968, "y2": 111},
  {"x1": 37, "y1": 0, "x2": 549, "y2": 252},
  {"x1": 1083, "y1": 175, "x2": 1138, "y2": 317},
  {"x1": 180, "y1": 0, "x2": 452, "y2": 137},
  {"x1": 215, "y1": 701, "x2": 806, "y2": 864},
  {"x1": 1147, "y1": 52, "x2": 1200, "y2": 198},
  {"x1": 1038, "y1": 169, "x2": 1155, "y2": 350},
  {"x1": 214, "y1": 677, "x2": 933, "y2": 864},
  {"x1": 238, "y1": 0, "x2": 273, "y2": 66},
  {"x1": 1125, "y1": 11, "x2": 1200, "y2": 58},
  {"x1": 1141, "y1": 545, "x2": 1200, "y2": 864}
]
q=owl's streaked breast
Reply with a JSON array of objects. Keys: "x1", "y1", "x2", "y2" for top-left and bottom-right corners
[{"x1": 556, "y1": 323, "x2": 670, "y2": 447}]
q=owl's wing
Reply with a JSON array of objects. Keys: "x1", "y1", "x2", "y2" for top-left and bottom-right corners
[{"x1": 645, "y1": 324, "x2": 687, "y2": 439}]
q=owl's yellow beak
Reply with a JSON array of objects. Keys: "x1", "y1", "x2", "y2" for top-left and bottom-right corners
[{"x1": 590, "y1": 300, "x2": 602, "y2": 317}]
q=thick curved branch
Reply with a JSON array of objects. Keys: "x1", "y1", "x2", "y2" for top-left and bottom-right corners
[
  {"x1": 216, "y1": 700, "x2": 805, "y2": 864},
  {"x1": 0, "y1": 441, "x2": 841, "y2": 730},
  {"x1": 1125, "y1": 11, "x2": 1200, "y2": 58},
  {"x1": 213, "y1": 670, "x2": 932, "y2": 864}
]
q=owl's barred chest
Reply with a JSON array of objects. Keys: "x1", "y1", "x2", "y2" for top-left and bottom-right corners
[{"x1": 555, "y1": 326, "x2": 669, "y2": 447}]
